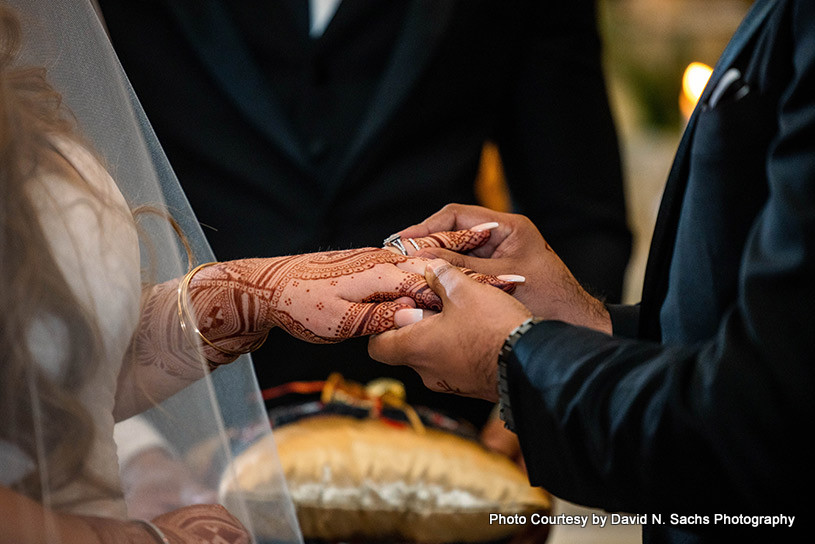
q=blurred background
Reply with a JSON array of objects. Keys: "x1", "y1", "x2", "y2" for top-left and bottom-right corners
[
  {"x1": 602, "y1": 0, "x2": 751, "y2": 308},
  {"x1": 477, "y1": 0, "x2": 750, "y2": 307},
  {"x1": 556, "y1": 0, "x2": 749, "y2": 542},
  {"x1": 478, "y1": 0, "x2": 751, "y2": 539}
]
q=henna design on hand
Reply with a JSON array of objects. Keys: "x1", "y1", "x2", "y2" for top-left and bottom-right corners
[
  {"x1": 77, "y1": 505, "x2": 249, "y2": 544},
  {"x1": 461, "y1": 267, "x2": 517, "y2": 295},
  {"x1": 153, "y1": 504, "x2": 249, "y2": 544},
  {"x1": 128, "y1": 280, "x2": 209, "y2": 376},
  {"x1": 189, "y1": 248, "x2": 435, "y2": 349},
  {"x1": 79, "y1": 515, "x2": 182, "y2": 544},
  {"x1": 412, "y1": 229, "x2": 489, "y2": 251},
  {"x1": 385, "y1": 228, "x2": 491, "y2": 256},
  {"x1": 125, "y1": 248, "x2": 517, "y2": 387}
]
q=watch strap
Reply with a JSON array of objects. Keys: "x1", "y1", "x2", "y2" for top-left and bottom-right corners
[{"x1": 497, "y1": 317, "x2": 543, "y2": 431}]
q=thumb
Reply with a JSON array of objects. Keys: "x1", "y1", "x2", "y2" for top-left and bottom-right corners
[
  {"x1": 424, "y1": 259, "x2": 473, "y2": 306},
  {"x1": 416, "y1": 247, "x2": 475, "y2": 268}
]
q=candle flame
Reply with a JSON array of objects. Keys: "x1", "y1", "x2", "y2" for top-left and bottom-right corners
[{"x1": 681, "y1": 62, "x2": 713, "y2": 119}]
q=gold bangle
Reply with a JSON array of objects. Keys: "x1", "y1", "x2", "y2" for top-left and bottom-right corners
[
  {"x1": 134, "y1": 520, "x2": 171, "y2": 544},
  {"x1": 177, "y1": 262, "x2": 270, "y2": 363}
]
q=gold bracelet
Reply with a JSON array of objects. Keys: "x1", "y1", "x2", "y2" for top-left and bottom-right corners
[
  {"x1": 177, "y1": 262, "x2": 270, "y2": 365},
  {"x1": 134, "y1": 520, "x2": 171, "y2": 544}
]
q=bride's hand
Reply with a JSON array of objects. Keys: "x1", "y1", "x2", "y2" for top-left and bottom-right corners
[
  {"x1": 77, "y1": 505, "x2": 249, "y2": 544},
  {"x1": 188, "y1": 247, "x2": 516, "y2": 361},
  {"x1": 115, "y1": 243, "x2": 518, "y2": 415},
  {"x1": 151, "y1": 504, "x2": 249, "y2": 544}
]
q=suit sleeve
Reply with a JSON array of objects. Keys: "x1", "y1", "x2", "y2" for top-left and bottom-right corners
[
  {"x1": 497, "y1": 0, "x2": 631, "y2": 303},
  {"x1": 505, "y1": 1, "x2": 815, "y2": 515}
]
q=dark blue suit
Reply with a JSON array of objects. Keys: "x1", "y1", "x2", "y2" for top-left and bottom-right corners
[{"x1": 506, "y1": 0, "x2": 814, "y2": 541}]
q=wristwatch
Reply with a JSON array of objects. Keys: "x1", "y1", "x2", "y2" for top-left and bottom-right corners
[{"x1": 497, "y1": 317, "x2": 543, "y2": 432}]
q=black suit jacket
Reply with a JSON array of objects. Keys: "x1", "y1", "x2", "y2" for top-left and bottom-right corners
[
  {"x1": 506, "y1": 0, "x2": 813, "y2": 541},
  {"x1": 99, "y1": 0, "x2": 630, "y2": 424}
]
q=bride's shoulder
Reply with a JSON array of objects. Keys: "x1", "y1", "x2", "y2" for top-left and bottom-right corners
[
  {"x1": 27, "y1": 133, "x2": 139, "y2": 285},
  {"x1": 28, "y1": 133, "x2": 141, "y2": 341},
  {"x1": 44, "y1": 134, "x2": 126, "y2": 204}
]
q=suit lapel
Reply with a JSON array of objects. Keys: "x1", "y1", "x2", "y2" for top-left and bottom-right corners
[
  {"x1": 638, "y1": 0, "x2": 779, "y2": 340},
  {"x1": 327, "y1": 0, "x2": 457, "y2": 193},
  {"x1": 317, "y1": 0, "x2": 371, "y2": 43},
  {"x1": 281, "y1": 0, "x2": 309, "y2": 37},
  {"x1": 165, "y1": 0, "x2": 310, "y2": 170}
]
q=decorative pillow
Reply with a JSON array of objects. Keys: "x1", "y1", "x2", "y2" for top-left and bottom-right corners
[{"x1": 220, "y1": 376, "x2": 550, "y2": 543}]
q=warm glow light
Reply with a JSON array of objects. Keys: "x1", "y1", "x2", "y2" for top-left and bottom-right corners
[{"x1": 682, "y1": 62, "x2": 713, "y2": 107}]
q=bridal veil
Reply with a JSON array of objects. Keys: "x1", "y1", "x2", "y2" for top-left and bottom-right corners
[{"x1": 1, "y1": 0, "x2": 301, "y2": 541}]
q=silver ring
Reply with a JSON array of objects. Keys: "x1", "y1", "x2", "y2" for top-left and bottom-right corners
[
  {"x1": 407, "y1": 238, "x2": 420, "y2": 251},
  {"x1": 383, "y1": 233, "x2": 408, "y2": 255}
]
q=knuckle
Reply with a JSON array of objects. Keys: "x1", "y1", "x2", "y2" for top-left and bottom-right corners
[
  {"x1": 447, "y1": 253, "x2": 467, "y2": 267},
  {"x1": 431, "y1": 262, "x2": 456, "y2": 280}
]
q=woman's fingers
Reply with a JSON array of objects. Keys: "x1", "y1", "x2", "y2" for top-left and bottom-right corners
[
  {"x1": 334, "y1": 300, "x2": 417, "y2": 338},
  {"x1": 269, "y1": 246, "x2": 523, "y2": 342},
  {"x1": 409, "y1": 224, "x2": 498, "y2": 252},
  {"x1": 391, "y1": 260, "x2": 521, "y2": 300},
  {"x1": 462, "y1": 268, "x2": 523, "y2": 294},
  {"x1": 388, "y1": 270, "x2": 444, "y2": 311},
  {"x1": 384, "y1": 224, "x2": 498, "y2": 256}
]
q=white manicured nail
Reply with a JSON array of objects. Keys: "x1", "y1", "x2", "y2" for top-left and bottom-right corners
[
  {"x1": 497, "y1": 274, "x2": 526, "y2": 283},
  {"x1": 394, "y1": 308, "x2": 424, "y2": 327},
  {"x1": 470, "y1": 222, "x2": 499, "y2": 232}
]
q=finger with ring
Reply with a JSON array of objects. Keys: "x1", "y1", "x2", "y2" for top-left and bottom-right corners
[{"x1": 383, "y1": 234, "x2": 408, "y2": 255}]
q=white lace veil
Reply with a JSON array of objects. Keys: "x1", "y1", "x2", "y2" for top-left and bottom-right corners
[{"x1": 2, "y1": 0, "x2": 301, "y2": 541}]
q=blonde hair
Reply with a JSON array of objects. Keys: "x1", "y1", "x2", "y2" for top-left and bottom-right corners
[{"x1": 1, "y1": 3, "x2": 115, "y2": 504}]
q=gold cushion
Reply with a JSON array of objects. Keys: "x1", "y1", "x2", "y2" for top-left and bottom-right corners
[{"x1": 222, "y1": 415, "x2": 550, "y2": 542}]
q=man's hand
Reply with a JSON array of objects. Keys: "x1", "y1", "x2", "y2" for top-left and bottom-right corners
[
  {"x1": 396, "y1": 204, "x2": 612, "y2": 333},
  {"x1": 369, "y1": 259, "x2": 531, "y2": 402}
]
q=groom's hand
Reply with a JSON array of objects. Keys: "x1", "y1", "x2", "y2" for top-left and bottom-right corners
[
  {"x1": 369, "y1": 259, "x2": 531, "y2": 402},
  {"x1": 395, "y1": 204, "x2": 612, "y2": 333}
]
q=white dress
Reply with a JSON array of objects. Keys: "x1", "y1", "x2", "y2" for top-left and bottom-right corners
[{"x1": 0, "y1": 136, "x2": 141, "y2": 518}]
